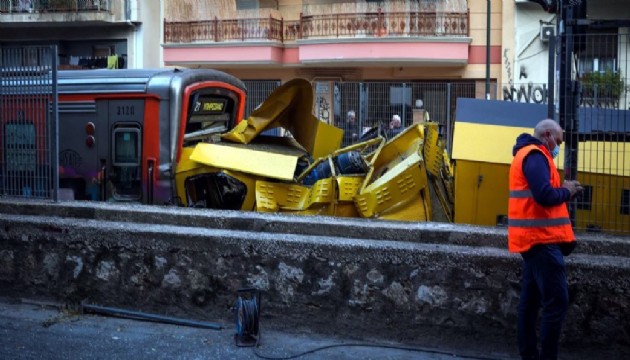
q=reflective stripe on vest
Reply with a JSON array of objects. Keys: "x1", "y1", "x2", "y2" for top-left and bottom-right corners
[
  {"x1": 508, "y1": 217, "x2": 572, "y2": 227},
  {"x1": 509, "y1": 190, "x2": 532, "y2": 198}
]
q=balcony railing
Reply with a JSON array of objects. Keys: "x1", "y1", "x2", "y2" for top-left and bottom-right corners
[
  {"x1": 299, "y1": 11, "x2": 468, "y2": 38},
  {"x1": 0, "y1": 0, "x2": 110, "y2": 13},
  {"x1": 164, "y1": 10, "x2": 469, "y2": 44},
  {"x1": 164, "y1": 16, "x2": 284, "y2": 43}
]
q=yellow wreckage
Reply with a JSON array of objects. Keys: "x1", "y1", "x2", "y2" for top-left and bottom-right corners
[{"x1": 175, "y1": 78, "x2": 454, "y2": 222}]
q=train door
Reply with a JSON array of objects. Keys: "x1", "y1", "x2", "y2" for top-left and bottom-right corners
[
  {"x1": 58, "y1": 101, "x2": 99, "y2": 200},
  {"x1": 101, "y1": 99, "x2": 145, "y2": 201}
]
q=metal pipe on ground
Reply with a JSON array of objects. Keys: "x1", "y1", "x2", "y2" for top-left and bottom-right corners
[{"x1": 80, "y1": 302, "x2": 223, "y2": 330}]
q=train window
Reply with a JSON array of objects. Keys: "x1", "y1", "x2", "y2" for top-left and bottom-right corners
[
  {"x1": 110, "y1": 124, "x2": 142, "y2": 201},
  {"x1": 185, "y1": 92, "x2": 236, "y2": 144},
  {"x1": 621, "y1": 189, "x2": 630, "y2": 215},
  {"x1": 112, "y1": 127, "x2": 141, "y2": 166},
  {"x1": 4, "y1": 123, "x2": 36, "y2": 172}
]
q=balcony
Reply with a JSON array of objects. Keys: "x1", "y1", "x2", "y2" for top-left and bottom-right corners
[
  {"x1": 164, "y1": 11, "x2": 469, "y2": 44},
  {"x1": 165, "y1": 17, "x2": 285, "y2": 44},
  {"x1": 163, "y1": 10, "x2": 470, "y2": 68},
  {"x1": 0, "y1": 0, "x2": 110, "y2": 12},
  {"x1": 0, "y1": 0, "x2": 121, "y2": 25}
]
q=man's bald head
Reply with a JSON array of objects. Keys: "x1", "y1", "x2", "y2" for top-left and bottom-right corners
[
  {"x1": 533, "y1": 119, "x2": 564, "y2": 152},
  {"x1": 534, "y1": 119, "x2": 562, "y2": 140}
]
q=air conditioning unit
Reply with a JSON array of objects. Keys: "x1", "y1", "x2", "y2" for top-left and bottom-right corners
[{"x1": 540, "y1": 25, "x2": 555, "y2": 42}]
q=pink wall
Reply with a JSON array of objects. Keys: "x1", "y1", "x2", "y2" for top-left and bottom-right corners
[
  {"x1": 163, "y1": 41, "x2": 497, "y2": 66},
  {"x1": 163, "y1": 46, "x2": 284, "y2": 64},
  {"x1": 299, "y1": 42, "x2": 468, "y2": 63}
]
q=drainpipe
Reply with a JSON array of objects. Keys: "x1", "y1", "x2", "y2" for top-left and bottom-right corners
[
  {"x1": 124, "y1": 0, "x2": 140, "y2": 68},
  {"x1": 125, "y1": 0, "x2": 136, "y2": 27},
  {"x1": 485, "y1": 0, "x2": 491, "y2": 100}
]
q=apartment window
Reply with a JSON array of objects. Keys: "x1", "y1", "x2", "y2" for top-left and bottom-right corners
[
  {"x1": 621, "y1": 189, "x2": 630, "y2": 215},
  {"x1": 576, "y1": 185, "x2": 592, "y2": 211},
  {"x1": 236, "y1": 0, "x2": 277, "y2": 10},
  {"x1": 577, "y1": 30, "x2": 618, "y2": 75}
]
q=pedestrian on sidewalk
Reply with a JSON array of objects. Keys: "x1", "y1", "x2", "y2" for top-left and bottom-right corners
[{"x1": 507, "y1": 119, "x2": 583, "y2": 360}]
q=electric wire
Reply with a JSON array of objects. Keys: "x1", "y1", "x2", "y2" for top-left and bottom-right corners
[
  {"x1": 253, "y1": 340, "x2": 507, "y2": 360},
  {"x1": 235, "y1": 295, "x2": 260, "y2": 347},
  {"x1": 237, "y1": 293, "x2": 506, "y2": 360}
]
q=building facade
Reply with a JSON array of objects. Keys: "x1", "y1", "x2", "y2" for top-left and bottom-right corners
[
  {"x1": 162, "y1": 0, "x2": 512, "y2": 129},
  {"x1": 0, "y1": 0, "x2": 162, "y2": 69},
  {"x1": 507, "y1": 0, "x2": 629, "y2": 109}
]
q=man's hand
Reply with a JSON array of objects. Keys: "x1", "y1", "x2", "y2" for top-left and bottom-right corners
[{"x1": 562, "y1": 180, "x2": 583, "y2": 197}]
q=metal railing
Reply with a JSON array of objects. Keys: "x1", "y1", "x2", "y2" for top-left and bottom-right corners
[
  {"x1": 245, "y1": 77, "x2": 630, "y2": 235},
  {"x1": 0, "y1": 46, "x2": 59, "y2": 201},
  {"x1": 499, "y1": 77, "x2": 630, "y2": 235},
  {"x1": 164, "y1": 16, "x2": 284, "y2": 43},
  {"x1": 299, "y1": 11, "x2": 468, "y2": 39},
  {"x1": 0, "y1": 0, "x2": 110, "y2": 13},
  {"x1": 243, "y1": 80, "x2": 282, "y2": 136},
  {"x1": 164, "y1": 10, "x2": 469, "y2": 44}
]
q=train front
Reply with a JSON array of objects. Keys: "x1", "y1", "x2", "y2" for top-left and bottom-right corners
[{"x1": 172, "y1": 72, "x2": 248, "y2": 209}]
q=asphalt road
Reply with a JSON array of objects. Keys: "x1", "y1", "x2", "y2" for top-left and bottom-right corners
[{"x1": 0, "y1": 299, "x2": 512, "y2": 360}]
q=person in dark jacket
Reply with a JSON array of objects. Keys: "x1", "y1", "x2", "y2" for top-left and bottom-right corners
[
  {"x1": 388, "y1": 114, "x2": 403, "y2": 138},
  {"x1": 508, "y1": 119, "x2": 583, "y2": 360},
  {"x1": 341, "y1": 110, "x2": 360, "y2": 147}
]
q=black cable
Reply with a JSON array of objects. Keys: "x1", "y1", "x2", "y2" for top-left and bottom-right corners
[
  {"x1": 253, "y1": 341, "x2": 506, "y2": 360},
  {"x1": 241, "y1": 292, "x2": 505, "y2": 360},
  {"x1": 235, "y1": 295, "x2": 260, "y2": 348}
]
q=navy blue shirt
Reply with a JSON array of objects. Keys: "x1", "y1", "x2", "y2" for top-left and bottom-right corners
[{"x1": 512, "y1": 134, "x2": 571, "y2": 207}]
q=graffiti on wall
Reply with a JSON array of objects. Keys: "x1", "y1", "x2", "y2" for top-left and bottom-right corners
[
  {"x1": 503, "y1": 48, "x2": 513, "y2": 87},
  {"x1": 317, "y1": 96, "x2": 331, "y2": 124},
  {"x1": 315, "y1": 82, "x2": 332, "y2": 124},
  {"x1": 503, "y1": 83, "x2": 549, "y2": 104}
]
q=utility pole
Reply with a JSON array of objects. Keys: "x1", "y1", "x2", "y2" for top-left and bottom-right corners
[
  {"x1": 485, "y1": 0, "x2": 491, "y2": 100},
  {"x1": 558, "y1": 0, "x2": 584, "y2": 225},
  {"x1": 547, "y1": 32, "x2": 555, "y2": 119}
]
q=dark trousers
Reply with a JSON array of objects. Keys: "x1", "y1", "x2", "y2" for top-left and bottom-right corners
[{"x1": 518, "y1": 244, "x2": 569, "y2": 360}]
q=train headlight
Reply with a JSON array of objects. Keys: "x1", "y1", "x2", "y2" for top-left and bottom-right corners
[
  {"x1": 86, "y1": 122, "x2": 95, "y2": 135},
  {"x1": 86, "y1": 135, "x2": 95, "y2": 148}
]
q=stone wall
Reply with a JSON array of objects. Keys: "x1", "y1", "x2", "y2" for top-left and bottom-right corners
[{"x1": 0, "y1": 200, "x2": 628, "y2": 353}]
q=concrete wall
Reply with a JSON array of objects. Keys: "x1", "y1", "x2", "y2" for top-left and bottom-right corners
[
  {"x1": 0, "y1": 200, "x2": 628, "y2": 354},
  {"x1": 513, "y1": 3, "x2": 555, "y2": 87}
]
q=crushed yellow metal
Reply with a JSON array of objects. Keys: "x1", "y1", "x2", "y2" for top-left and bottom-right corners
[{"x1": 176, "y1": 77, "x2": 455, "y2": 223}]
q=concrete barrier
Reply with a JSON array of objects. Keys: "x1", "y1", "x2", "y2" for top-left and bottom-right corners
[{"x1": 0, "y1": 199, "x2": 628, "y2": 353}]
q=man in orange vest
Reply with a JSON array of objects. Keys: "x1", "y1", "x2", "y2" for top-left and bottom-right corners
[{"x1": 508, "y1": 119, "x2": 583, "y2": 360}]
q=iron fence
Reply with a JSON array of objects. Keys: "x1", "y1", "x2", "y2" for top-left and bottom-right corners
[
  {"x1": 565, "y1": 31, "x2": 630, "y2": 234},
  {"x1": 164, "y1": 10, "x2": 469, "y2": 44},
  {"x1": 0, "y1": 46, "x2": 58, "y2": 200},
  {"x1": 243, "y1": 79, "x2": 492, "y2": 150},
  {"x1": 243, "y1": 80, "x2": 282, "y2": 136},
  {"x1": 329, "y1": 81, "x2": 492, "y2": 152},
  {"x1": 246, "y1": 75, "x2": 630, "y2": 235}
]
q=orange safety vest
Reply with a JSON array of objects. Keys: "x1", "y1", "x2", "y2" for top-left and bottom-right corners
[{"x1": 508, "y1": 144, "x2": 575, "y2": 253}]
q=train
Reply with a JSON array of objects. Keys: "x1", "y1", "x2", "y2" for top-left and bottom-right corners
[{"x1": 1, "y1": 68, "x2": 247, "y2": 205}]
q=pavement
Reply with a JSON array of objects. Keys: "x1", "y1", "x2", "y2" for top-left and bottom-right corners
[
  {"x1": 0, "y1": 299, "x2": 513, "y2": 360},
  {"x1": 1, "y1": 298, "x2": 626, "y2": 360}
]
